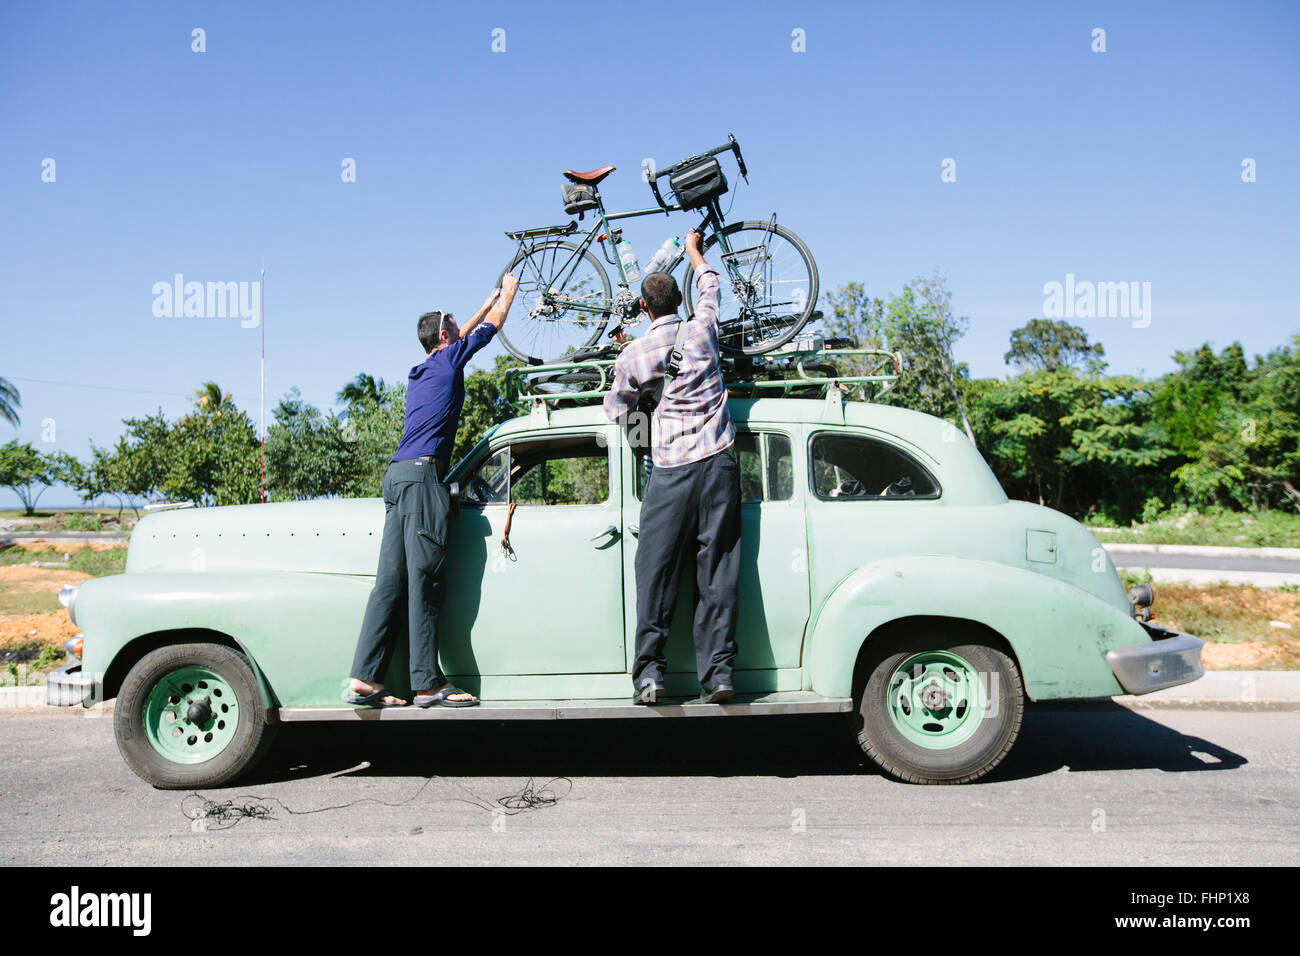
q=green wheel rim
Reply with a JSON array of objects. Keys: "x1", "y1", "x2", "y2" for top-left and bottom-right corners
[
  {"x1": 886, "y1": 650, "x2": 987, "y2": 750},
  {"x1": 143, "y1": 666, "x2": 240, "y2": 765}
]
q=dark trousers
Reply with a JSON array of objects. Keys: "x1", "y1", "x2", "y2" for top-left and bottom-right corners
[
  {"x1": 633, "y1": 450, "x2": 741, "y2": 692},
  {"x1": 350, "y1": 458, "x2": 451, "y2": 691}
]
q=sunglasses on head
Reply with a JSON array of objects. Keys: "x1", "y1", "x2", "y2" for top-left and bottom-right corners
[{"x1": 432, "y1": 311, "x2": 454, "y2": 340}]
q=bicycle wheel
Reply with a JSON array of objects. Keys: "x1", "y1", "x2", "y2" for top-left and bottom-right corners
[
  {"x1": 496, "y1": 241, "x2": 612, "y2": 363},
  {"x1": 683, "y1": 220, "x2": 818, "y2": 355}
]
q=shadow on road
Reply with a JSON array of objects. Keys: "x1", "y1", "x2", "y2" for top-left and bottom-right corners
[{"x1": 242, "y1": 701, "x2": 1246, "y2": 787}]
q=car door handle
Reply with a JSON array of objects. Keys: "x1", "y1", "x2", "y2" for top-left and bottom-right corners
[
  {"x1": 627, "y1": 524, "x2": 639, "y2": 536},
  {"x1": 590, "y1": 525, "x2": 620, "y2": 541}
]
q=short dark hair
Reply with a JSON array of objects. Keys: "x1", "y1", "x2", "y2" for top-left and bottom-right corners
[
  {"x1": 640, "y1": 273, "x2": 682, "y2": 319},
  {"x1": 418, "y1": 310, "x2": 449, "y2": 352}
]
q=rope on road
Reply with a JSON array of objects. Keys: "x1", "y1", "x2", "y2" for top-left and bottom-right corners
[{"x1": 181, "y1": 775, "x2": 573, "y2": 830}]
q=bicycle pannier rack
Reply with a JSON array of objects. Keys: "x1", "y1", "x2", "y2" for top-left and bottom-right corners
[
  {"x1": 561, "y1": 183, "x2": 600, "y2": 217},
  {"x1": 669, "y1": 157, "x2": 728, "y2": 211}
]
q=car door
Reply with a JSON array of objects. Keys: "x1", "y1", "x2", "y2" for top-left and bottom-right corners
[
  {"x1": 619, "y1": 426, "x2": 811, "y2": 694},
  {"x1": 438, "y1": 428, "x2": 626, "y2": 690}
]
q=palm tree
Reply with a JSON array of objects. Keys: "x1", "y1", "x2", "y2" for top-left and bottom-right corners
[
  {"x1": 337, "y1": 372, "x2": 387, "y2": 410},
  {"x1": 0, "y1": 376, "x2": 20, "y2": 428},
  {"x1": 192, "y1": 381, "x2": 230, "y2": 414}
]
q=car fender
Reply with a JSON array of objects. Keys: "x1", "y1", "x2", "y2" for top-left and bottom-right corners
[
  {"x1": 76, "y1": 571, "x2": 375, "y2": 710},
  {"x1": 806, "y1": 555, "x2": 1145, "y2": 700}
]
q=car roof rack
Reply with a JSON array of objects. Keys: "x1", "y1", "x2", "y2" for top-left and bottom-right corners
[{"x1": 503, "y1": 332, "x2": 901, "y2": 417}]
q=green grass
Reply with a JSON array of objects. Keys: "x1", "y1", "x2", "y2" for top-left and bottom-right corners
[
  {"x1": 68, "y1": 548, "x2": 128, "y2": 576},
  {"x1": 1088, "y1": 508, "x2": 1300, "y2": 548},
  {"x1": 0, "y1": 544, "x2": 127, "y2": 576}
]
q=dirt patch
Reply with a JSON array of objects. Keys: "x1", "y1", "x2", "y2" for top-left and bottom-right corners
[
  {"x1": 0, "y1": 611, "x2": 79, "y2": 650},
  {"x1": 1201, "y1": 639, "x2": 1300, "y2": 670},
  {"x1": 1152, "y1": 583, "x2": 1299, "y2": 644},
  {"x1": 0, "y1": 565, "x2": 92, "y2": 591},
  {"x1": 7, "y1": 539, "x2": 120, "y2": 554}
]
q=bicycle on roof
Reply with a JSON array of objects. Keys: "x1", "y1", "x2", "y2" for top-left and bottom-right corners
[{"x1": 496, "y1": 135, "x2": 819, "y2": 364}]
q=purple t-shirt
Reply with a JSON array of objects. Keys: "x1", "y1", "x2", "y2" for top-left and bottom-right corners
[{"x1": 390, "y1": 323, "x2": 497, "y2": 465}]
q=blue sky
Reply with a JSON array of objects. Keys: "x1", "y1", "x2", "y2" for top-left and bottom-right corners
[{"x1": 2, "y1": 0, "x2": 1297, "y2": 507}]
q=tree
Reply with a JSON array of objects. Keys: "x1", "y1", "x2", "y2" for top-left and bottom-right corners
[
  {"x1": 969, "y1": 370, "x2": 1172, "y2": 519},
  {"x1": 824, "y1": 281, "x2": 886, "y2": 351},
  {"x1": 337, "y1": 372, "x2": 388, "y2": 413},
  {"x1": 886, "y1": 273, "x2": 976, "y2": 442},
  {"x1": 265, "y1": 388, "x2": 354, "y2": 500},
  {"x1": 1004, "y1": 319, "x2": 1106, "y2": 373},
  {"x1": 0, "y1": 441, "x2": 54, "y2": 515},
  {"x1": 342, "y1": 383, "x2": 407, "y2": 498},
  {"x1": 823, "y1": 274, "x2": 975, "y2": 442},
  {"x1": 166, "y1": 388, "x2": 260, "y2": 505},
  {"x1": 0, "y1": 377, "x2": 19, "y2": 428},
  {"x1": 93, "y1": 410, "x2": 174, "y2": 508},
  {"x1": 454, "y1": 355, "x2": 522, "y2": 464}
]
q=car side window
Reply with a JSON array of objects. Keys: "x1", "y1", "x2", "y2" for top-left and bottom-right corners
[
  {"x1": 736, "y1": 432, "x2": 794, "y2": 503},
  {"x1": 633, "y1": 432, "x2": 793, "y2": 502},
  {"x1": 810, "y1": 433, "x2": 939, "y2": 500},
  {"x1": 464, "y1": 447, "x2": 511, "y2": 505},
  {"x1": 465, "y1": 434, "x2": 610, "y2": 507}
]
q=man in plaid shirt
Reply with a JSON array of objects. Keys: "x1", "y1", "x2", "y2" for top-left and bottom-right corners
[{"x1": 604, "y1": 229, "x2": 741, "y2": 704}]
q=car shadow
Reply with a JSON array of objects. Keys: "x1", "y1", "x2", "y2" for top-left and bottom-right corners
[
  {"x1": 241, "y1": 701, "x2": 1246, "y2": 787},
  {"x1": 984, "y1": 701, "x2": 1247, "y2": 782}
]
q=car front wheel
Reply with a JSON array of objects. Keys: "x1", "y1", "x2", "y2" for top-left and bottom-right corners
[
  {"x1": 854, "y1": 630, "x2": 1024, "y2": 784},
  {"x1": 114, "y1": 642, "x2": 277, "y2": 789}
]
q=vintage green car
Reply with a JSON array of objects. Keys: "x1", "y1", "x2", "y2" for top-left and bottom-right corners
[{"x1": 49, "y1": 393, "x2": 1203, "y2": 787}]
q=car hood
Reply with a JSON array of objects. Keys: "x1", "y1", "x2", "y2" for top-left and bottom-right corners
[{"x1": 125, "y1": 499, "x2": 386, "y2": 576}]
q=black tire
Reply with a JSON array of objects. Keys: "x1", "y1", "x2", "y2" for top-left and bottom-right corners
[
  {"x1": 114, "y1": 643, "x2": 277, "y2": 790},
  {"x1": 497, "y1": 240, "x2": 613, "y2": 363},
  {"x1": 683, "y1": 219, "x2": 819, "y2": 355},
  {"x1": 852, "y1": 629, "x2": 1024, "y2": 785}
]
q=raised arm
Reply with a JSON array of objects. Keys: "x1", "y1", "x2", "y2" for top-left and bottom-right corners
[
  {"x1": 685, "y1": 229, "x2": 719, "y2": 330},
  {"x1": 455, "y1": 285, "x2": 502, "y2": 339},
  {"x1": 484, "y1": 272, "x2": 520, "y2": 330}
]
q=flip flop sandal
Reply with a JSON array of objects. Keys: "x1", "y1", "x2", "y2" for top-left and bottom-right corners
[
  {"x1": 343, "y1": 688, "x2": 409, "y2": 708},
  {"x1": 414, "y1": 684, "x2": 479, "y2": 708}
]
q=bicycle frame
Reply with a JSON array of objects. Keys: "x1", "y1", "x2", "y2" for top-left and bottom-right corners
[{"x1": 511, "y1": 190, "x2": 770, "y2": 325}]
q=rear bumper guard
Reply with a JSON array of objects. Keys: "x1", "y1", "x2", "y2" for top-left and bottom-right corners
[{"x1": 1106, "y1": 624, "x2": 1204, "y2": 695}]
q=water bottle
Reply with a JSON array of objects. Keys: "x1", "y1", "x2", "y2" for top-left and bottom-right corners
[
  {"x1": 617, "y1": 240, "x2": 641, "y2": 282},
  {"x1": 643, "y1": 236, "x2": 681, "y2": 276}
]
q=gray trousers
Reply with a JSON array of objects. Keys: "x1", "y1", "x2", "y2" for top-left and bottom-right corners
[
  {"x1": 633, "y1": 450, "x2": 741, "y2": 692},
  {"x1": 350, "y1": 458, "x2": 451, "y2": 691}
]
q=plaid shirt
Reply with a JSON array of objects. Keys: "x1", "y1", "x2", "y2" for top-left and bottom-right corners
[{"x1": 604, "y1": 267, "x2": 735, "y2": 468}]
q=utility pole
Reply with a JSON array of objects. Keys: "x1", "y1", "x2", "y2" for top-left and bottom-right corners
[{"x1": 259, "y1": 263, "x2": 266, "y2": 503}]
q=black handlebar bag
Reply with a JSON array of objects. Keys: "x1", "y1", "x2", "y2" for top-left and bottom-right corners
[{"x1": 669, "y1": 157, "x2": 728, "y2": 211}]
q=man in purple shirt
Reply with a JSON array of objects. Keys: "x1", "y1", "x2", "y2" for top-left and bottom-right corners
[
  {"x1": 345, "y1": 273, "x2": 520, "y2": 708},
  {"x1": 604, "y1": 230, "x2": 740, "y2": 704}
]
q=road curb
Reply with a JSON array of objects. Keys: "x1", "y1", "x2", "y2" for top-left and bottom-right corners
[
  {"x1": 1102, "y1": 543, "x2": 1300, "y2": 559},
  {"x1": 1114, "y1": 670, "x2": 1300, "y2": 709}
]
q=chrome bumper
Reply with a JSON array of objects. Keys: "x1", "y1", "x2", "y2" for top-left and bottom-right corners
[
  {"x1": 46, "y1": 663, "x2": 96, "y2": 707},
  {"x1": 1106, "y1": 624, "x2": 1204, "y2": 695}
]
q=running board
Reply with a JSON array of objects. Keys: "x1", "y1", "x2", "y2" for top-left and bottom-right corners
[{"x1": 278, "y1": 691, "x2": 852, "y2": 722}]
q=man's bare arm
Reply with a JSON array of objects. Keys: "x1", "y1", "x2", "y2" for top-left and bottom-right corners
[
  {"x1": 456, "y1": 287, "x2": 502, "y2": 338},
  {"x1": 484, "y1": 272, "x2": 520, "y2": 330}
]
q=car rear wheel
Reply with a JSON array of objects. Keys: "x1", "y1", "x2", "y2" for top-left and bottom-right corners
[
  {"x1": 853, "y1": 630, "x2": 1024, "y2": 784},
  {"x1": 114, "y1": 642, "x2": 277, "y2": 790}
]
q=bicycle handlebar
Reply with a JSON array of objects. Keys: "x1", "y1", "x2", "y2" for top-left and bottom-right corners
[{"x1": 647, "y1": 133, "x2": 748, "y2": 210}]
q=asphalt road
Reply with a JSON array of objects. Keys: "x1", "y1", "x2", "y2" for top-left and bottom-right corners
[
  {"x1": 1, "y1": 703, "x2": 1296, "y2": 866},
  {"x1": 1107, "y1": 552, "x2": 1300, "y2": 573}
]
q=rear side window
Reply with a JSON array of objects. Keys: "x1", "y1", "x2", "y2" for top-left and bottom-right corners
[
  {"x1": 736, "y1": 432, "x2": 794, "y2": 503},
  {"x1": 810, "y1": 433, "x2": 939, "y2": 500}
]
